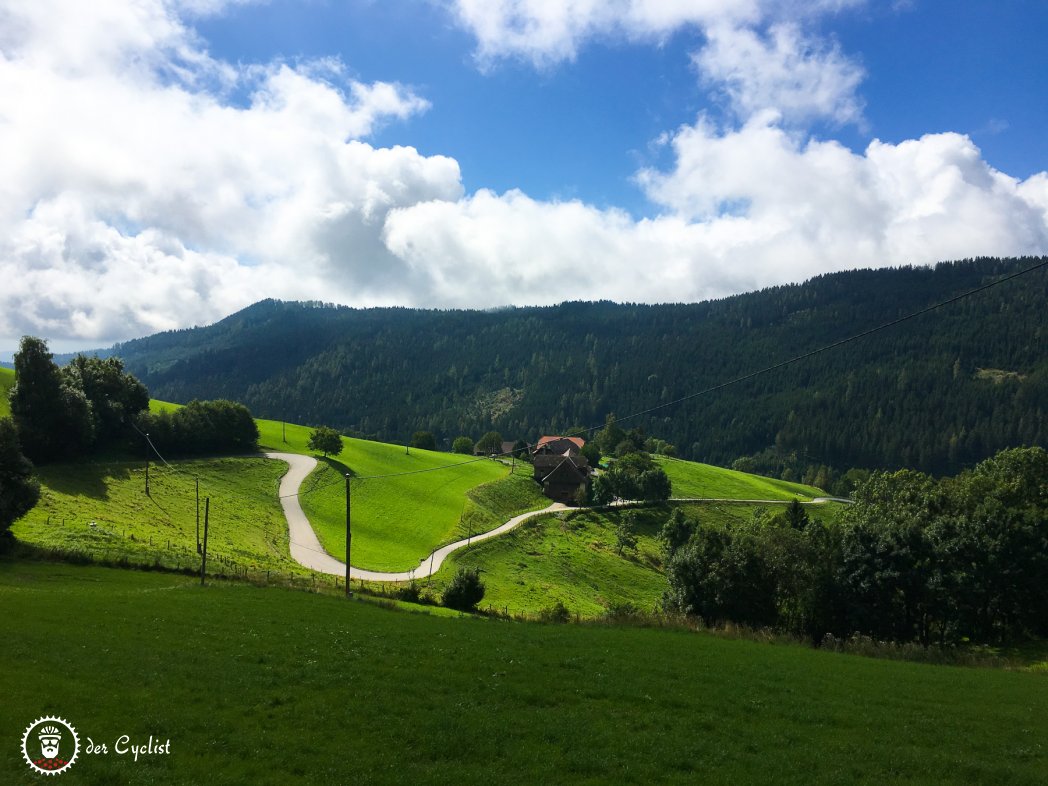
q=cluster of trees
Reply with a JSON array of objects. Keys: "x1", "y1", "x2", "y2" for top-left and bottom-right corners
[
  {"x1": 112, "y1": 258, "x2": 1046, "y2": 476},
  {"x1": 664, "y1": 447, "x2": 1048, "y2": 646},
  {"x1": 10, "y1": 337, "x2": 149, "y2": 462},
  {"x1": 592, "y1": 451, "x2": 671, "y2": 504},
  {"x1": 136, "y1": 400, "x2": 258, "y2": 456}
]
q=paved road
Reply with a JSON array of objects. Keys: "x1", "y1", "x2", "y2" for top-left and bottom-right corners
[
  {"x1": 266, "y1": 451, "x2": 564, "y2": 582},
  {"x1": 267, "y1": 452, "x2": 850, "y2": 583}
]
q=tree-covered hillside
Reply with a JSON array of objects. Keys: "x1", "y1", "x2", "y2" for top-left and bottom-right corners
[{"x1": 109, "y1": 257, "x2": 1046, "y2": 477}]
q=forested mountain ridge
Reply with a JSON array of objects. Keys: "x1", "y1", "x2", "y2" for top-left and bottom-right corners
[{"x1": 107, "y1": 257, "x2": 1047, "y2": 477}]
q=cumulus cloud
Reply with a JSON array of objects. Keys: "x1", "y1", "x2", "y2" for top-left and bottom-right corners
[
  {"x1": 0, "y1": 0, "x2": 449, "y2": 344},
  {"x1": 450, "y1": 0, "x2": 760, "y2": 68},
  {"x1": 695, "y1": 23, "x2": 865, "y2": 125},
  {"x1": 3, "y1": 0, "x2": 1047, "y2": 347},
  {"x1": 383, "y1": 120, "x2": 1048, "y2": 305}
]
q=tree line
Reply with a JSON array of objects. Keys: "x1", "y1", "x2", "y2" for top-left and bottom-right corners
[
  {"x1": 662, "y1": 446, "x2": 1048, "y2": 646},
  {"x1": 1, "y1": 337, "x2": 259, "y2": 546}
]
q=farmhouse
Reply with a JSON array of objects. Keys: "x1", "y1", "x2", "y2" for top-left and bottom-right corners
[{"x1": 532, "y1": 435, "x2": 591, "y2": 503}]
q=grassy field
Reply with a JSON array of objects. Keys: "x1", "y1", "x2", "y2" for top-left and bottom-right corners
[
  {"x1": 9, "y1": 457, "x2": 307, "y2": 576},
  {"x1": 1, "y1": 561, "x2": 1046, "y2": 785},
  {"x1": 432, "y1": 502, "x2": 845, "y2": 617},
  {"x1": 0, "y1": 365, "x2": 13, "y2": 418},
  {"x1": 298, "y1": 444, "x2": 513, "y2": 572},
  {"x1": 656, "y1": 455, "x2": 825, "y2": 500}
]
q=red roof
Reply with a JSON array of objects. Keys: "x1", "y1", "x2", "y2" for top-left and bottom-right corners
[{"x1": 536, "y1": 435, "x2": 585, "y2": 450}]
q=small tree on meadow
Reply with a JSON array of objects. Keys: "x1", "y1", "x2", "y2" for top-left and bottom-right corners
[
  {"x1": 307, "y1": 425, "x2": 343, "y2": 457},
  {"x1": 442, "y1": 567, "x2": 486, "y2": 612},
  {"x1": 451, "y1": 436, "x2": 474, "y2": 454},
  {"x1": 615, "y1": 511, "x2": 639, "y2": 555}
]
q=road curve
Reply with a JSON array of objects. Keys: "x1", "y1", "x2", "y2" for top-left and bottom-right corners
[
  {"x1": 266, "y1": 451, "x2": 564, "y2": 582},
  {"x1": 267, "y1": 451, "x2": 850, "y2": 583}
]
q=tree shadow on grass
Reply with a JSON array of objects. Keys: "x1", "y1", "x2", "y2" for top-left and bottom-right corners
[
  {"x1": 36, "y1": 462, "x2": 136, "y2": 501},
  {"x1": 318, "y1": 455, "x2": 355, "y2": 478}
]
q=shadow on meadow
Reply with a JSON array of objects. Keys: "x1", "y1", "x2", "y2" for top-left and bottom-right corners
[{"x1": 36, "y1": 461, "x2": 138, "y2": 501}]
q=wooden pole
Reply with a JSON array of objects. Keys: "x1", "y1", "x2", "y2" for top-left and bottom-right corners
[
  {"x1": 144, "y1": 433, "x2": 150, "y2": 496},
  {"x1": 195, "y1": 477, "x2": 200, "y2": 554},
  {"x1": 200, "y1": 497, "x2": 210, "y2": 586},
  {"x1": 345, "y1": 474, "x2": 352, "y2": 597}
]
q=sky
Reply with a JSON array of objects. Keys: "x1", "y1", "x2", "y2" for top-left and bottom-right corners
[{"x1": 2, "y1": 0, "x2": 1048, "y2": 353}]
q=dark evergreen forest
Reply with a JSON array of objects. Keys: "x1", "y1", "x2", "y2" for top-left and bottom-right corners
[{"x1": 107, "y1": 257, "x2": 1047, "y2": 477}]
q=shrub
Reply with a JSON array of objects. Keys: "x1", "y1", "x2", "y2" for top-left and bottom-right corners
[
  {"x1": 441, "y1": 567, "x2": 485, "y2": 611},
  {"x1": 451, "y1": 436, "x2": 474, "y2": 455},
  {"x1": 539, "y1": 600, "x2": 571, "y2": 623}
]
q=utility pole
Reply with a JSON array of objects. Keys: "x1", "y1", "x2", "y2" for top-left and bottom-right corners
[
  {"x1": 200, "y1": 497, "x2": 210, "y2": 586},
  {"x1": 195, "y1": 478, "x2": 201, "y2": 554},
  {"x1": 144, "y1": 433, "x2": 150, "y2": 496},
  {"x1": 282, "y1": 419, "x2": 286, "y2": 443},
  {"x1": 345, "y1": 474, "x2": 352, "y2": 597}
]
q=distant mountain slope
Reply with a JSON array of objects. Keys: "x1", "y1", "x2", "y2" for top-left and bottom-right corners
[{"x1": 109, "y1": 257, "x2": 1047, "y2": 475}]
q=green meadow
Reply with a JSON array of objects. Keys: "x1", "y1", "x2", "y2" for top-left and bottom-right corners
[
  {"x1": 2, "y1": 561, "x2": 1046, "y2": 785},
  {"x1": 434, "y1": 502, "x2": 845, "y2": 617},
  {"x1": 656, "y1": 455, "x2": 824, "y2": 500},
  {"x1": 298, "y1": 444, "x2": 510, "y2": 572},
  {"x1": 10, "y1": 457, "x2": 305, "y2": 576}
]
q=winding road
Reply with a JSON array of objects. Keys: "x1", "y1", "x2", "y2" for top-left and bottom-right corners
[
  {"x1": 267, "y1": 452, "x2": 851, "y2": 583},
  {"x1": 267, "y1": 452, "x2": 564, "y2": 582}
]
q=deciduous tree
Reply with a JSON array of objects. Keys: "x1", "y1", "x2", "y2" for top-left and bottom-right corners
[{"x1": 308, "y1": 426, "x2": 343, "y2": 457}]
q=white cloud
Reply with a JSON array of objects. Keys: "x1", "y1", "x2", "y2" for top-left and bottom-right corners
[
  {"x1": 451, "y1": 0, "x2": 761, "y2": 69},
  {"x1": 695, "y1": 22, "x2": 865, "y2": 125},
  {"x1": 0, "y1": 0, "x2": 448, "y2": 344},
  {"x1": 2, "y1": 0, "x2": 1046, "y2": 348},
  {"x1": 384, "y1": 119, "x2": 1048, "y2": 306},
  {"x1": 451, "y1": 0, "x2": 867, "y2": 127}
]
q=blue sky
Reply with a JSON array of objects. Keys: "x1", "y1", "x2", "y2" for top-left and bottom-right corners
[
  {"x1": 195, "y1": 0, "x2": 1048, "y2": 213},
  {"x1": 2, "y1": 0, "x2": 1047, "y2": 351}
]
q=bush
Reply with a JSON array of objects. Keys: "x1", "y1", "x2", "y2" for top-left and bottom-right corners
[
  {"x1": 441, "y1": 567, "x2": 485, "y2": 611},
  {"x1": 539, "y1": 600, "x2": 571, "y2": 623},
  {"x1": 602, "y1": 601, "x2": 643, "y2": 622},
  {"x1": 394, "y1": 582, "x2": 436, "y2": 605},
  {"x1": 451, "y1": 436, "x2": 474, "y2": 454}
]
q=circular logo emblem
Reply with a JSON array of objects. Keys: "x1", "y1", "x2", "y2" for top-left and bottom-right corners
[{"x1": 21, "y1": 716, "x2": 79, "y2": 775}]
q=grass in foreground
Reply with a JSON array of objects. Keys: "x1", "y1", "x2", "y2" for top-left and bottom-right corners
[
  {"x1": 1, "y1": 561, "x2": 1046, "y2": 785},
  {"x1": 9, "y1": 457, "x2": 304, "y2": 575}
]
